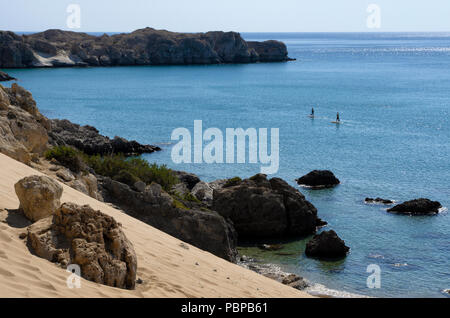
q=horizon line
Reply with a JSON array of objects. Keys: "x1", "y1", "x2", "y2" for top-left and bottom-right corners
[{"x1": 5, "y1": 29, "x2": 450, "y2": 35}]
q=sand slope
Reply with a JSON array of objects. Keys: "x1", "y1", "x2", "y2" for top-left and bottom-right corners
[{"x1": 0, "y1": 154, "x2": 310, "y2": 298}]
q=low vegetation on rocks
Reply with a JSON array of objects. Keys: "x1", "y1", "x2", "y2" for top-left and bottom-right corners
[
  {"x1": 44, "y1": 145, "x2": 85, "y2": 173},
  {"x1": 44, "y1": 145, "x2": 178, "y2": 191}
]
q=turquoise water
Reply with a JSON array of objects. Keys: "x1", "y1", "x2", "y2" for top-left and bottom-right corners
[{"x1": 4, "y1": 33, "x2": 449, "y2": 297}]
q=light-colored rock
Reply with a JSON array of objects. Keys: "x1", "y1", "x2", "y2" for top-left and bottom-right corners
[
  {"x1": 0, "y1": 85, "x2": 10, "y2": 110},
  {"x1": 134, "y1": 180, "x2": 146, "y2": 192},
  {"x1": 27, "y1": 202, "x2": 137, "y2": 289},
  {"x1": 191, "y1": 179, "x2": 226, "y2": 205},
  {"x1": 0, "y1": 85, "x2": 49, "y2": 164},
  {"x1": 71, "y1": 179, "x2": 89, "y2": 194},
  {"x1": 146, "y1": 182, "x2": 162, "y2": 197},
  {"x1": 56, "y1": 169, "x2": 75, "y2": 182},
  {"x1": 82, "y1": 173, "x2": 102, "y2": 201},
  {"x1": 14, "y1": 175, "x2": 63, "y2": 221}
]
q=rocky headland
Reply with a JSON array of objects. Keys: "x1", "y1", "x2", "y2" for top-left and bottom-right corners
[
  {"x1": 0, "y1": 28, "x2": 292, "y2": 68},
  {"x1": 49, "y1": 119, "x2": 160, "y2": 156}
]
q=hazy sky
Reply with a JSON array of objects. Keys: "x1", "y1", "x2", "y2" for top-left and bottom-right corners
[{"x1": 1, "y1": 0, "x2": 450, "y2": 32}]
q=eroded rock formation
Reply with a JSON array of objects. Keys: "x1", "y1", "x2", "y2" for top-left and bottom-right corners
[
  {"x1": 0, "y1": 84, "x2": 49, "y2": 164},
  {"x1": 27, "y1": 202, "x2": 137, "y2": 289}
]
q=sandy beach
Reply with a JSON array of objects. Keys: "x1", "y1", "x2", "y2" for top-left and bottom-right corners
[{"x1": 0, "y1": 153, "x2": 311, "y2": 298}]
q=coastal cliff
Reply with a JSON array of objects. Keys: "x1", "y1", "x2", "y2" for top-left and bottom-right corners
[{"x1": 0, "y1": 28, "x2": 292, "y2": 68}]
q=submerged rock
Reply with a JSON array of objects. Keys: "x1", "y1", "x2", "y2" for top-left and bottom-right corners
[
  {"x1": 14, "y1": 175, "x2": 63, "y2": 222},
  {"x1": 387, "y1": 198, "x2": 442, "y2": 215},
  {"x1": 305, "y1": 230, "x2": 349, "y2": 259},
  {"x1": 365, "y1": 197, "x2": 394, "y2": 205},
  {"x1": 212, "y1": 173, "x2": 319, "y2": 238},
  {"x1": 258, "y1": 244, "x2": 284, "y2": 251},
  {"x1": 296, "y1": 170, "x2": 340, "y2": 189},
  {"x1": 27, "y1": 202, "x2": 137, "y2": 290}
]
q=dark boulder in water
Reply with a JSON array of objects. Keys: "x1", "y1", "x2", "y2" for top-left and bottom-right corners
[
  {"x1": 296, "y1": 170, "x2": 340, "y2": 189},
  {"x1": 213, "y1": 173, "x2": 320, "y2": 238},
  {"x1": 387, "y1": 198, "x2": 442, "y2": 215},
  {"x1": 305, "y1": 230, "x2": 349, "y2": 259},
  {"x1": 0, "y1": 70, "x2": 15, "y2": 81}
]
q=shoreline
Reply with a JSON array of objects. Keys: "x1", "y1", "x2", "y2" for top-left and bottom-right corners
[{"x1": 238, "y1": 255, "x2": 369, "y2": 298}]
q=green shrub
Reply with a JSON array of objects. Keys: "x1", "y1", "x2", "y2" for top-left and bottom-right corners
[
  {"x1": 224, "y1": 176, "x2": 242, "y2": 188},
  {"x1": 44, "y1": 145, "x2": 85, "y2": 173},
  {"x1": 84, "y1": 154, "x2": 178, "y2": 191},
  {"x1": 113, "y1": 170, "x2": 140, "y2": 187}
]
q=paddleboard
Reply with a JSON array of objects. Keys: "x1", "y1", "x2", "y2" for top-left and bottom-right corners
[{"x1": 331, "y1": 121, "x2": 342, "y2": 124}]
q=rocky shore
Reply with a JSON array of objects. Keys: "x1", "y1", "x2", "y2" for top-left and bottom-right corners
[
  {"x1": 0, "y1": 28, "x2": 292, "y2": 68},
  {"x1": 0, "y1": 70, "x2": 15, "y2": 81}
]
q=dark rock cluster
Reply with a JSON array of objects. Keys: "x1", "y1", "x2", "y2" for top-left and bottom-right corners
[
  {"x1": 48, "y1": 119, "x2": 160, "y2": 156},
  {"x1": 99, "y1": 177, "x2": 238, "y2": 262}
]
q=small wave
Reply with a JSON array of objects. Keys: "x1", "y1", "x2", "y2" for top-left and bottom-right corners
[
  {"x1": 393, "y1": 263, "x2": 408, "y2": 267},
  {"x1": 305, "y1": 283, "x2": 370, "y2": 298}
]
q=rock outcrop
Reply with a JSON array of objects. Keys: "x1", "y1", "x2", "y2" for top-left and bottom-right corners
[
  {"x1": 27, "y1": 202, "x2": 137, "y2": 289},
  {"x1": 14, "y1": 175, "x2": 63, "y2": 221},
  {"x1": 174, "y1": 170, "x2": 201, "y2": 190},
  {"x1": 0, "y1": 84, "x2": 50, "y2": 164},
  {"x1": 212, "y1": 174, "x2": 319, "y2": 238},
  {"x1": 387, "y1": 198, "x2": 442, "y2": 215},
  {"x1": 191, "y1": 179, "x2": 227, "y2": 206},
  {"x1": 0, "y1": 70, "x2": 15, "y2": 81},
  {"x1": 296, "y1": 170, "x2": 340, "y2": 189},
  {"x1": 48, "y1": 119, "x2": 160, "y2": 156},
  {"x1": 305, "y1": 230, "x2": 349, "y2": 259},
  {"x1": 99, "y1": 177, "x2": 238, "y2": 262},
  {"x1": 0, "y1": 28, "x2": 292, "y2": 68}
]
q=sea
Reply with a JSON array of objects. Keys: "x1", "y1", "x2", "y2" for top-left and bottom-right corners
[{"x1": 4, "y1": 32, "x2": 450, "y2": 297}]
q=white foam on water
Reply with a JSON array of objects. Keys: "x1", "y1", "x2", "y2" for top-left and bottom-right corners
[{"x1": 305, "y1": 283, "x2": 371, "y2": 298}]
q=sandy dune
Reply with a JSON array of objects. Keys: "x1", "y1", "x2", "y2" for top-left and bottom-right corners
[{"x1": 0, "y1": 153, "x2": 310, "y2": 298}]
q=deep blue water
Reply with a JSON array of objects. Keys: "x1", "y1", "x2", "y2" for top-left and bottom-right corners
[{"x1": 3, "y1": 32, "x2": 450, "y2": 297}]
